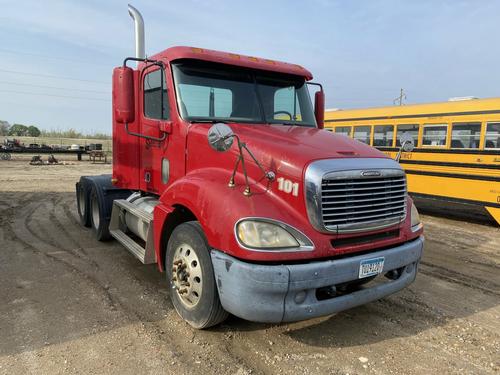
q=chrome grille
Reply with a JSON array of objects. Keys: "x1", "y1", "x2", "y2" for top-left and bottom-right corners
[{"x1": 320, "y1": 171, "x2": 406, "y2": 232}]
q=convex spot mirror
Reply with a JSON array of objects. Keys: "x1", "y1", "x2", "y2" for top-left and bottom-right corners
[
  {"x1": 400, "y1": 133, "x2": 415, "y2": 152},
  {"x1": 208, "y1": 123, "x2": 234, "y2": 152}
]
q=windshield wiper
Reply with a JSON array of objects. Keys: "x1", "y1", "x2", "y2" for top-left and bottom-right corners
[
  {"x1": 189, "y1": 119, "x2": 230, "y2": 124},
  {"x1": 272, "y1": 121, "x2": 315, "y2": 127}
]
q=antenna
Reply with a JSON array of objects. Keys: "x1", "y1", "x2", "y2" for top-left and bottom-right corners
[{"x1": 393, "y1": 88, "x2": 406, "y2": 106}]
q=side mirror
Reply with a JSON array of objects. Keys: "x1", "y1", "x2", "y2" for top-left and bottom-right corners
[
  {"x1": 208, "y1": 123, "x2": 234, "y2": 152},
  {"x1": 400, "y1": 133, "x2": 415, "y2": 152},
  {"x1": 395, "y1": 132, "x2": 415, "y2": 162},
  {"x1": 113, "y1": 66, "x2": 135, "y2": 123},
  {"x1": 314, "y1": 90, "x2": 325, "y2": 129}
]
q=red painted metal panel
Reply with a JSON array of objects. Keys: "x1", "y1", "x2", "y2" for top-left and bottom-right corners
[
  {"x1": 112, "y1": 68, "x2": 140, "y2": 190},
  {"x1": 143, "y1": 46, "x2": 313, "y2": 80}
]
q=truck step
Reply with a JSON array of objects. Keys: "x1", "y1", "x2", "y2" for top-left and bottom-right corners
[
  {"x1": 109, "y1": 229, "x2": 154, "y2": 263},
  {"x1": 109, "y1": 199, "x2": 156, "y2": 264}
]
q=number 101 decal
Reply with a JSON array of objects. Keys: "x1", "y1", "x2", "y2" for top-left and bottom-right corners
[{"x1": 277, "y1": 177, "x2": 299, "y2": 196}]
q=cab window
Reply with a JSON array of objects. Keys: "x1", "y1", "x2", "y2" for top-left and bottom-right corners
[
  {"x1": 485, "y1": 122, "x2": 500, "y2": 149},
  {"x1": 373, "y1": 125, "x2": 394, "y2": 147},
  {"x1": 422, "y1": 124, "x2": 448, "y2": 146},
  {"x1": 274, "y1": 86, "x2": 302, "y2": 121},
  {"x1": 451, "y1": 122, "x2": 481, "y2": 149},
  {"x1": 396, "y1": 124, "x2": 419, "y2": 147},
  {"x1": 353, "y1": 126, "x2": 371, "y2": 144},
  {"x1": 177, "y1": 85, "x2": 233, "y2": 118},
  {"x1": 144, "y1": 69, "x2": 169, "y2": 119},
  {"x1": 334, "y1": 126, "x2": 352, "y2": 137}
]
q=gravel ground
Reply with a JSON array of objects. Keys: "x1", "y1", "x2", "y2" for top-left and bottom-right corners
[{"x1": 0, "y1": 160, "x2": 498, "y2": 375}]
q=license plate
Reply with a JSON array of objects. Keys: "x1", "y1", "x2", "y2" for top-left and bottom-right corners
[{"x1": 359, "y1": 257, "x2": 385, "y2": 279}]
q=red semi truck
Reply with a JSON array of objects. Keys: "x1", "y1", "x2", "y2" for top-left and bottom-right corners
[{"x1": 76, "y1": 5, "x2": 424, "y2": 328}]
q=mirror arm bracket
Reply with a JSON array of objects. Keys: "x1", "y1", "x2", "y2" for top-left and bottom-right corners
[
  {"x1": 123, "y1": 56, "x2": 163, "y2": 68},
  {"x1": 396, "y1": 140, "x2": 409, "y2": 162},
  {"x1": 307, "y1": 82, "x2": 323, "y2": 90},
  {"x1": 125, "y1": 122, "x2": 167, "y2": 142}
]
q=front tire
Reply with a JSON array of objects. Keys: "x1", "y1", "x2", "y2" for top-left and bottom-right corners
[{"x1": 166, "y1": 221, "x2": 228, "y2": 329}]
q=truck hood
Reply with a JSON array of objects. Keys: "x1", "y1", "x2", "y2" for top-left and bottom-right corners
[{"x1": 229, "y1": 124, "x2": 388, "y2": 178}]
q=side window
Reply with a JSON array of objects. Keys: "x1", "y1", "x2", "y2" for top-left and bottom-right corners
[
  {"x1": 353, "y1": 126, "x2": 371, "y2": 144},
  {"x1": 334, "y1": 126, "x2": 352, "y2": 137},
  {"x1": 451, "y1": 122, "x2": 481, "y2": 149},
  {"x1": 373, "y1": 125, "x2": 394, "y2": 147},
  {"x1": 485, "y1": 122, "x2": 500, "y2": 149},
  {"x1": 144, "y1": 69, "x2": 169, "y2": 119},
  {"x1": 422, "y1": 124, "x2": 448, "y2": 146},
  {"x1": 396, "y1": 124, "x2": 419, "y2": 147},
  {"x1": 274, "y1": 86, "x2": 302, "y2": 120},
  {"x1": 177, "y1": 84, "x2": 232, "y2": 118}
]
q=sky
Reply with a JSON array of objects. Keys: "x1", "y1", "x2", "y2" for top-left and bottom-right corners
[{"x1": 1, "y1": 0, "x2": 499, "y2": 134}]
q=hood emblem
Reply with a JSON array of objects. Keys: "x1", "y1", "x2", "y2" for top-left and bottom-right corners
[{"x1": 361, "y1": 170, "x2": 381, "y2": 177}]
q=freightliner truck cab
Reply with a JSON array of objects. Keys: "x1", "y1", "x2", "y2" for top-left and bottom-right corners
[{"x1": 76, "y1": 5, "x2": 424, "y2": 328}]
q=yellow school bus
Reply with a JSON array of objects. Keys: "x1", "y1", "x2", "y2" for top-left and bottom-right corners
[{"x1": 324, "y1": 97, "x2": 500, "y2": 225}]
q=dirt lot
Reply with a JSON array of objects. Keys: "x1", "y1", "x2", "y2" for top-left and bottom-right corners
[{"x1": 0, "y1": 160, "x2": 498, "y2": 375}]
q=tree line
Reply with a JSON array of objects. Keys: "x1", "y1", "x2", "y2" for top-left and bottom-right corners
[
  {"x1": 0, "y1": 120, "x2": 110, "y2": 139},
  {"x1": 0, "y1": 121, "x2": 40, "y2": 137}
]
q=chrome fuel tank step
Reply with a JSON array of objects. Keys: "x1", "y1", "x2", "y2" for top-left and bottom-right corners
[{"x1": 109, "y1": 195, "x2": 159, "y2": 264}]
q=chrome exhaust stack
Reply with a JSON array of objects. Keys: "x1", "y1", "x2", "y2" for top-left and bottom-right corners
[{"x1": 128, "y1": 4, "x2": 145, "y2": 60}]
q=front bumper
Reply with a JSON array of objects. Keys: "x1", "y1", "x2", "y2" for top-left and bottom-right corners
[{"x1": 211, "y1": 236, "x2": 424, "y2": 323}]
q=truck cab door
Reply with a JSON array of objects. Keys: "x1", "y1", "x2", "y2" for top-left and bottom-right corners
[{"x1": 139, "y1": 66, "x2": 171, "y2": 194}]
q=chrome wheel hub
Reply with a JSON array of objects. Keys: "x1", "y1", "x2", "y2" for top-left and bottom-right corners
[{"x1": 171, "y1": 243, "x2": 202, "y2": 308}]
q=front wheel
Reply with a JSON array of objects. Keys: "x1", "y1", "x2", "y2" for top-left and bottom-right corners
[{"x1": 166, "y1": 221, "x2": 228, "y2": 329}]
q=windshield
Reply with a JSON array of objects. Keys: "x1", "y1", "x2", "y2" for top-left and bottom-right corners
[{"x1": 172, "y1": 60, "x2": 316, "y2": 127}]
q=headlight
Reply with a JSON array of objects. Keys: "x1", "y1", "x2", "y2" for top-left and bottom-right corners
[
  {"x1": 236, "y1": 219, "x2": 313, "y2": 251},
  {"x1": 410, "y1": 202, "x2": 422, "y2": 232}
]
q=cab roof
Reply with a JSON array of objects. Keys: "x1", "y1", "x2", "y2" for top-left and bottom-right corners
[{"x1": 147, "y1": 46, "x2": 313, "y2": 80}]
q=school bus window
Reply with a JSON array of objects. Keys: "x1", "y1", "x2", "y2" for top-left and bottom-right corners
[
  {"x1": 396, "y1": 124, "x2": 419, "y2": 147},
  {"x1": 422, "y1": 124, "x2": 447, "y2": 146},
  {"x1": 334, "y1": 126, "x2": 351, "y2": 137},
  {"x1": 451, "y1": 122, "x2": 481, "y2": 149},
  {"x1": 485, "y1": 122, "x2": 500, "y2": 149},
  {"x1": 373, "y1": 125, "x2": 394, "y2": 147},
  {"x1": 353, "y1": 126, "x2": 371, "y2": 144}
]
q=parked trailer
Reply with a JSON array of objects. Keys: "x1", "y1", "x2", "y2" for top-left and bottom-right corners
[{"x1": 76, "y1": 5, "x2": 424, "y2": 329}]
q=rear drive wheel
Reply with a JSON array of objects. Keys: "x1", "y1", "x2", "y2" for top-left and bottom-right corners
[
  {"x1": 76, "y1": 183, "x2": 91, "y2": 227},
  {"x1": 90, "y1": 186, "x2": 111, "y2": 241},
  {"x1": 166, "y1": 221, "x2": 228, "y2": 329}
]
